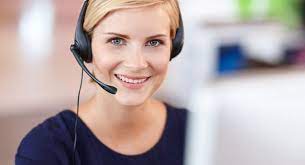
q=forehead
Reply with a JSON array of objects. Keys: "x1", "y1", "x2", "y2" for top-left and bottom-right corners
[{"x1": 94, "y1": 5, "x2": 171, "y2": 37}]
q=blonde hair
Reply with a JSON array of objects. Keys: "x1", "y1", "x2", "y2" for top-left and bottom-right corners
[{"x1": 83, "y1": 0, "x2": 181, "y2": 38}]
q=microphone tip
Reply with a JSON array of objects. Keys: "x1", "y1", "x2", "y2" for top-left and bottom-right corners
[{"x1": 109, "y1": 86, "x2": 117, "y2": 94}]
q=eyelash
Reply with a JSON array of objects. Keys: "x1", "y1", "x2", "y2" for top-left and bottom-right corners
[
  {"x1": 107, "y1": 37, "x2": 125, "y2": 46},
  {"x1": 106, "y1": 37, "x2": 164, "y2": 47},
  {"x1": 147, "y1": 40, "x2": 164, "y2": 47}
]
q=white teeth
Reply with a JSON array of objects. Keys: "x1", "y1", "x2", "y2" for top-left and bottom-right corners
[{"x1": 116, "y1": 74, "x2": 148, "y2": 84}]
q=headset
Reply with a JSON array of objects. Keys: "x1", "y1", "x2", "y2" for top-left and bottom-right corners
[{"x1": 69, "y1": 0, "x2": 184, "y2": 164}]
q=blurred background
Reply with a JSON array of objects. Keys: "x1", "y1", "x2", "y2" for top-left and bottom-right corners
[{"x1": 1, "y1": 0, "x2": 305, "y2": 164}]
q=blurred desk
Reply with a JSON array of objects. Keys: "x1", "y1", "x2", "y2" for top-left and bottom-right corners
[{"x1": 186, "y1": 67, "x2": 305, "y2": 165}]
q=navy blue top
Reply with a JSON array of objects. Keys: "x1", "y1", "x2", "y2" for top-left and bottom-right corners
[{"x1": 15, "y1": 103, "x2": 188, "y2": 165}]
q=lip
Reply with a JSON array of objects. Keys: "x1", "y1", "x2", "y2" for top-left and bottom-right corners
[
  {"x1": 115, "y1": 74, "x2": 150, "y2": 80},
  {"x1": 114, "y1": 74, "x2": 151, "y2": 90}
]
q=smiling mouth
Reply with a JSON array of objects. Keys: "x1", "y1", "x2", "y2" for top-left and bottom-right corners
[{"x1": 114, "y1": 74, "x2": 151, "y2": 84}]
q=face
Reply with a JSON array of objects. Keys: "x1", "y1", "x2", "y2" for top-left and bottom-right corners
[{"x1": 91, "y1": 5, "x2": 172, "y2": 106}]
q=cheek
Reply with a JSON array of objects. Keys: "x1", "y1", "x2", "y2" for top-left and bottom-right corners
[
  {"x1": 92, "y1": 45, "x2": 120, "y2": 75},
  {"x1": 149, "y1": 49, "x2": 171, "y2": 74},
  {"x1": 93, "y1": 55, "x2": 118, "y2": 73},
  {"x1": 150, "y1": 58, "x2": 169, "y2": 92},
  {"x1": 150, "y1": 55, "x2": 169, "y2": 76},
  {"x1": 155, "y1": 61, "x2": 168, "y2": 75}
]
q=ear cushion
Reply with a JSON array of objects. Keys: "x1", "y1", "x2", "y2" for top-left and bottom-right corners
[
  {"x1": 73, "y1": 0, "x2": 93, "y2": 63},
  {"x1": 170, "y1": 13, "x2": 184, "y2": 60},
  {"x1": 171, "y1": 27, "x2": 184, "y2": 59}
]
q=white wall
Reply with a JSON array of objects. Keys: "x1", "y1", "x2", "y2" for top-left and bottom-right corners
[{"x1": 186, "y1": 69, "x2": 305, "y2": 165}]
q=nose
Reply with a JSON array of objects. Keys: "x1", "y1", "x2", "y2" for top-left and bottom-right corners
[{"x1": 124, "y1": 46, "x2": 148, "y2": 69}]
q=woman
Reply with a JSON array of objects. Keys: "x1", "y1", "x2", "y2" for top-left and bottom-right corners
[{"x1": 15, "y1": 0, "x2": 188, "y2": 164}]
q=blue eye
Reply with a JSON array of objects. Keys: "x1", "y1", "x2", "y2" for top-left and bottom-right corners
[
  {"x1": 147, "y1": 40, "x2": 162, "y2": 47},
  {"x1": 109, "y1": 38, "x2": 124, "y2": 46}
]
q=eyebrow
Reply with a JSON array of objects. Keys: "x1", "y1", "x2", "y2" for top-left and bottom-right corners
[{"x1": 104, "y1": 32, "x2": 168, "y2": 40}]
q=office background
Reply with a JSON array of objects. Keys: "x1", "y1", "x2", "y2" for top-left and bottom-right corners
[{"x1": 1, "y1": 0, "x2": 305, "y2": 164}]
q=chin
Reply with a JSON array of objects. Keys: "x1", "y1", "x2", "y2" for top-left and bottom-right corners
[{"x1": 115, "y1": 93, "x2": 149, "y2": 107}]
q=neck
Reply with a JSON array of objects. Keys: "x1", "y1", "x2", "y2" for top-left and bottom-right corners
[
  {"x1": 94, "y1": 93, "x2": 152, "y2": 128},
  {"x1": 78, "y1": 91, "x2": 162, "y2": 136}
]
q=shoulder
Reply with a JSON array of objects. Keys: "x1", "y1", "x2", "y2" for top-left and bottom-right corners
[
  {"x1": 164, "y1": 102, "x2": 189, "y2": 135},
  {"x1": 16, "y1": 110, "x2": 75, "y2": 164},
  {"x1": 165, "y1": 103, "x2": 189, "y2": 123},
  {"x1": 162, "y1": 103, "x2": 189, "y2": 156}
]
